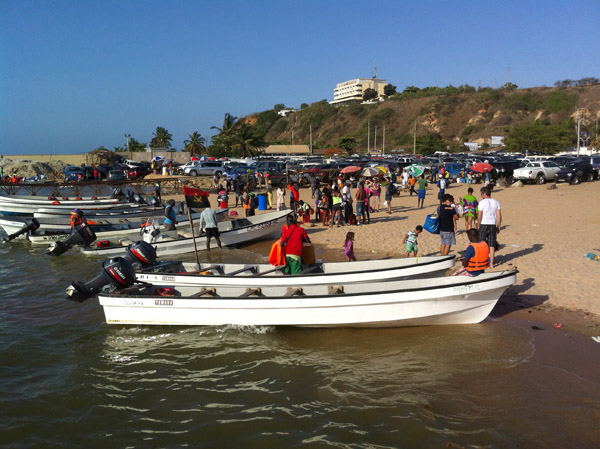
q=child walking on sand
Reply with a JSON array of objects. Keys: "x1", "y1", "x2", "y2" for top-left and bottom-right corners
[
  {"x1": 343, "y1": 232, "x2": 356, "y2": 261},
  {"x1": 402, "y1": 225, "x2": 423, "y2": 258}
]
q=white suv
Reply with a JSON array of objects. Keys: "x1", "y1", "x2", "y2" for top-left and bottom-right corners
[{"x1": 181, "y1": 161, "x2": 225, "y2": 177}]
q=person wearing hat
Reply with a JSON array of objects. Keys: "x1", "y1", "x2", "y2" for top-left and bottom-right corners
[{"x1": 69, "y1": 209, "x2": 85, "y2": 229}]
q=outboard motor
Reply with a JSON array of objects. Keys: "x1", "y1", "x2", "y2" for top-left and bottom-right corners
[
  {"x1": 47, "y1": 222, "x2": 97, "y2": 256},
  {"x1": 132, "y1": 193, "x2": 146, "y2": 205},
  {"x1": 123, "y1": 241, "x2": 157, "y2": 270},
  {"x1": 66, "y1": 257, "x2": 136, "y2": 302},
  {"x1": 141, "y1": 222, "x2": 162, "y2": 244},
  {"x1": 111, "y1": 187, "x2": 123, "y2": 199},
  {"x1": 148, "y1": 196, "x2": 160, "y2": 207},
  {"x1": 4, "y1": 218, "x2": 40, "y2": 242}
]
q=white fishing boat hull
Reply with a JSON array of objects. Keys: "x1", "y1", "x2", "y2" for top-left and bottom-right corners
[
  {"x1": 136, "y1": 255, "x2": 457, "y2": 287},
  {"x1": 80, "y1": 210, "x2": 291, "y2": 257},
  {"x1": 98, "y1": 270, "x2": 517, "y2": 327},
  {"x1": 27, "y1": 209, "x2": 228, "y2": 244},
  {"x1": 0, "y1": 202, "x2": 141, "y2": 216}
]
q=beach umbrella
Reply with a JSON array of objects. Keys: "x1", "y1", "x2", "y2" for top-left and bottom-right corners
[
  {"x1": 376, "y1": 165, "x2": 389, "y2": 175},
  {"x1": 340, "y1": 165, "x2": 362, "y2": 174},
  {"x1": 406, "y1": 164, "x2": 425, "y2": 176},
  {"x1": 362, "y1": 167, "x2": 383, "y2": 177},
  {"x1": 471, "y1": 162, "x2": 494, "y2": 173}
]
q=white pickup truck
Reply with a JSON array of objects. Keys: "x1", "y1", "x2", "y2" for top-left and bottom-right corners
[{"x1": 513, "y1": 161, "x2": 561, "y2": 184}]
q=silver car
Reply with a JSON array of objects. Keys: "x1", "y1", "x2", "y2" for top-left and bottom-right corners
[{"x1": 183, "y1": 161, "x2": 225, "y2": 177}]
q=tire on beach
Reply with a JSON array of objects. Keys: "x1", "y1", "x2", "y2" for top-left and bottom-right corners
[
  {"x1": 571, "y1": 176, "x2": 580, "y2": 185},
  {"x1": 536, "y1": 174, "x2": 546, "y2": 185}
]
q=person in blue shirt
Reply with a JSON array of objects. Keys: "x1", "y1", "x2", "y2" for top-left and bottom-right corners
[{"x1": 164, "y1": 199, "x2": 177, "y2": 231}]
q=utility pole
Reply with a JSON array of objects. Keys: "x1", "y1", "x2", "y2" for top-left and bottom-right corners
[
  {"x1": 576, "y1": 109, "x2": 582, "y2": 157},
  {"x1": 125, "y1": 133, "x2": 131, "y2": 160},
  {"x1": 382, "y1": 126, "x2": 386, "y2": 155},
  {"x1": 367, "y1": 121, "x2": 371, "y2": 153},
  {"x1": 506, "y1": 67, "x2": 510, "y2": 88},
  {"x1": 309, "y1": 125, "x2": 313, "y2": 155},
  {"x1": 413, "y1": 122, "x2": 417, "y2": 155},
  {"x1": 374, "y1": 125, "x2": 378, "y2": 153}
]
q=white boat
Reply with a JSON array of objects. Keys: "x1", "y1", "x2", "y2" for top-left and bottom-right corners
[
  {"x1": 0, "y1": 201, "x2": 145, "y2": 216},
  {"x1": 80, "y1": 210, "x2": 291, "y2": 258},
  {"x1": 136, "y1": 255, "x2": 456, "y2": 287},
  {"x1": 0, "y1": 193, "x2": 127, "y2": 205},
  {"x1": 26, "y1": 209, "x2": 228, "y2": 244},
  {"x1": 97, "y1": 270, "x2": 518, "y2": 327}
]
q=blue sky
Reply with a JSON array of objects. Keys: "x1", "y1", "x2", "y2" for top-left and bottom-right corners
[{"x1": 1, "y1": 0, "x2": 599, "y2": 155}]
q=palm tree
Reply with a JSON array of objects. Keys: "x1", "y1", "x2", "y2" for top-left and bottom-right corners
[
  {"x1": 231, "y1": 124, "x2": 265, "y2": 158},
  {"x1": 184, "y1": 131, "x2": 206, "y2": 157},
  {"x1": 150, "y1": 126, "x2": 173, "y2": 149},
  {"x1": 210, "y1": 113, "x2": 238, "y2": 135}
]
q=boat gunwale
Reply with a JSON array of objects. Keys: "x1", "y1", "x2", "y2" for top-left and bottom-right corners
[
  {"x1": 104, "y1": 270, "x2": 517, "y2": 302},
  {"x1": 156, "y1": 255, "x2": 457, "y2": 279}
]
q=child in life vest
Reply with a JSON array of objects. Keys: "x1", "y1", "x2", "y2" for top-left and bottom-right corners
[{"x1": 455, "y1": 228, "x2": 490, "y2": 276}]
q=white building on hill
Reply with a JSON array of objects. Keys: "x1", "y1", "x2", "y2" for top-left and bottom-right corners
[{"x1": 330, "y1": 77, "x2": 388, "y2": 106}]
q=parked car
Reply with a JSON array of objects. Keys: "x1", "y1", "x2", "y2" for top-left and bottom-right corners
[
  {"x1": 513, "y1": 161, "x2": 561, "y2": 184},
  {"x1": 182, "y1": 161, "x2": 225, "y2": 177},
  {"x1": 555, "y1": 160, "x2": 596, "y2": 184},
  {"x1": 107, "y1": 170, "x2": 125, "y2": 181},
  {"x1": 490, "y1": 160, "x2": 523, "y2": 183},
  {"x1": 126, "y1": 166, "x2": 152, "y2": 179},
  {"x1": 442, "y1": 163, "x2": 464, "y2": 180},
  {"x1": 253, "y1": 160, "x2": 287, "y2": 172},
  {"x1": 63, "y1": 166, "x2": 84, "y2": 182}
]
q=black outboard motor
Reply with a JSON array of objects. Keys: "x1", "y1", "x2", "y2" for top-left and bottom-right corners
[
  {"x1": 123, "y1": 241, "x2": 157, "y2": 270},
  {"x1": 3, "y1": 218, "x2": 40, "y2": 242},
  {"x1": 111, "y1": 187, "x2": 123, "y2": 199},
  {"x1": 148, "y1": 196, "x2": 160, "y2": 207},
  {"x1": 46, "y1": 222, "x2": 97, "y2": 256},
  {"x1": 66, "y1": 257, "x2": 136, "y2": 302},
  {"x1": 132, "y1": 193, "x2": 146, "y2": 205}
]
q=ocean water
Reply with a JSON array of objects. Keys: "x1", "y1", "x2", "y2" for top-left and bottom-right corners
[{"x1": 1, "y1": 236, "x2": 599, "y2": 448}]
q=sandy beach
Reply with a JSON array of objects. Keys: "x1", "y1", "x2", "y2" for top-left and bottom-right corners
[{"x1": 170, "y1": 176, "x2": 599, "y2": 337}]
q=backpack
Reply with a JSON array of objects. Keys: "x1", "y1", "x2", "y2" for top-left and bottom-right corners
[
  {"x1": 251, "y1": 195, "x2": 259, "y2": 209},
  {"x1": 391, "y1": 183, "x2": 397, "y2": 195}
]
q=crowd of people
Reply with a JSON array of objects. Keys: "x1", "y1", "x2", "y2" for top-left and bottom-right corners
[
  {"x1": 158, "y1": 165, "x2": 503, "y2": 278},
  {"x1": 267, "y1": 168, "x2": 503, "y2": 278}
]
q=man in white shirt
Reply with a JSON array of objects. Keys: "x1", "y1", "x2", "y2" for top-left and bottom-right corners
[
  {"x1": 198, "y1": 207, "x2": 222, "y2": 251},
  {"x1": 477, "y1": 187, "x2": 502, "y2": 268}
]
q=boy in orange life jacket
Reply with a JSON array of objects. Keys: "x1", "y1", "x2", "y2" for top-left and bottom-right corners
[
  {"x1": 455, "y1": 228, "x2": 490, "y2": 276},
  {"x1": 69, "y1": 209, "x2": 85, "y2": 229}
]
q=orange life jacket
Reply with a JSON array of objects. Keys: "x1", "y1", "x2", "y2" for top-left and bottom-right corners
[
  {"x1": 268, "y1": 238, "x2": 286, "y2": 266},
  {"x1": 466, "y1": 241, "x2": 490, "y2": 272},
  {"x1": 70, "y1": 214, "x2": 83, "y2": 228}
]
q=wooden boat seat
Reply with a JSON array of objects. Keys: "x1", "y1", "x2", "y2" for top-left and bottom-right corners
[
  {"x1": 284, "y1": 287, "x2": 305, "y2": 297},
  {"x1": 178, "y1": 231, "x2": 195, "y2": 239},
  {"x1": 119, "y1": 238, "x2": 134, "y2": 246},
  {"x1": 160, "y1": 236, "x2": 175, "y2": 241},
  {"x1": 240, "y1": 288, "x2": 263, "y2": 298},
  {"x1": 190, "y1": 288, "x2": 217, "y2": 298},
  {"x1": 328, "y1": 286, "x2": 344, "y2": 295}
]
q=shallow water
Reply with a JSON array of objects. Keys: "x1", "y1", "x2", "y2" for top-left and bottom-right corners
[{"x1": 1, "y1": 237, "x2": 599, "y2": 448}]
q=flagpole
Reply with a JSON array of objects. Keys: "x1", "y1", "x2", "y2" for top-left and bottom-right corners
[{"x1": 187, "y1": 204, "x2": 200, "y2": 266}]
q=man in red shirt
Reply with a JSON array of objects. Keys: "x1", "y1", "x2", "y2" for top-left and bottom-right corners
[{"x1": 281, "y1": 215, "x2": 310, "y2": 275}]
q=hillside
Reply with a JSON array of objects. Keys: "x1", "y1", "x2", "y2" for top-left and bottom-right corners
[{"x1": 250, "y1": 84, "x2": 600, "y2": 151}]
